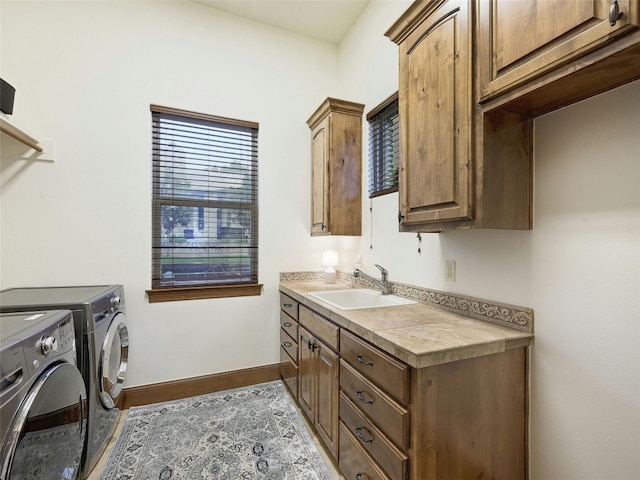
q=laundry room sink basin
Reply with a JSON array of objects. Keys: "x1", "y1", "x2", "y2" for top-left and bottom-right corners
[{"x1": 308, "y1": 289, "x2": 417, "y2": 311}]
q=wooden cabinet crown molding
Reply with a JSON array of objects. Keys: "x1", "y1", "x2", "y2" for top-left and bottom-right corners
[
  {"x1": 306, "y1": 97, "x2": 365, "y2": 128},
  {"x1": 385, "y1": 0, "x2": 449, "y2": 43}
]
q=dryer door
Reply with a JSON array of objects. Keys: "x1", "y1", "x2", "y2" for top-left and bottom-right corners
[
  {"x1": 0, "y1": 363, "x2": 87, "y2": 480},
  {"x1": 98, "y1": 312, "x2": 129, "y2": 409}
]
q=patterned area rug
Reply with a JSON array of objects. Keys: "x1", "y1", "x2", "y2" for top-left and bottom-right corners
[{"x1": 99, "y1": 381, "x2": 335, "y2": 480}]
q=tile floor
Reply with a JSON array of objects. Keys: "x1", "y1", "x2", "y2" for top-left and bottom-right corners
[{"x1": 87, "y1": 398, "x2": 345, "y2": 479}]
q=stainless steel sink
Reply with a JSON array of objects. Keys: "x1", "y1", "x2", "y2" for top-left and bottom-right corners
[{"x1": 308, "y1": 289, "x2": 417, "y2": 311}]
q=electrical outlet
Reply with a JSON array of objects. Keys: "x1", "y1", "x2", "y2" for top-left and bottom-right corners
[{"x1": 445, "y1": 260, "x2": 456, "y2": 282}]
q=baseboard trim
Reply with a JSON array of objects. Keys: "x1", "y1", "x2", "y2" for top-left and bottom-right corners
[{"x1": 122, "y1": 363, "x2": 281, "y2": 409}]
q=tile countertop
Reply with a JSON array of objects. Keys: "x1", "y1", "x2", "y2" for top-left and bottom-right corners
[{"x1": 279, "y1": 280, "x2": 533, "y2": 369}]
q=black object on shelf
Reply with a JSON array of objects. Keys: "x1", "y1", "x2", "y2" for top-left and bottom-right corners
[{"x1": 1, "y1": 78, "x2": 16, "y2": 115}]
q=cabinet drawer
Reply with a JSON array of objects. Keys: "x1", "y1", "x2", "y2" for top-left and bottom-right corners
[
  {"x1": 340, "y1": 330, "x2": 410, "y2": 404},
  {"x1": 279, "y1": 346, "x2": 298, "y2": 398},
  {"x1": 340, "y1": 393, "x2": 409, "y2": 480},
  {"x1": 339, "y1": 421, "x2": 391, "y2": 480},
  {"x1": 280, "y1": 310, "x2": 298, "y2": 340},
  {"x1": 299, "y1": 305, "x2": 339, "y2": 351},
  {"x1": 340, "y1": 360, "x2": 409, "y2": 450},
  {"x1": 280, "y1": 328, "x2": 298, "y2": 362},
  {"x1": 280, "y1": 292, "x2": 299, "y2": 320}
]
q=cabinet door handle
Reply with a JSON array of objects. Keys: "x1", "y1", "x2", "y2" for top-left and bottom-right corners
[
  {"x1": 283, "y1": 341, "x2": 292, "y2": 348},
  {"x1": 609, "y1": 0, "x2": 623, "y2": 26},
  {"x1": 355, "y1": 427, "x2": 374, "y2": 443},
  {"x1": 283, "y1": 322, "x2": 292, "y2": 327},
  {"x1": 356, "y1": 354, "x2": 373, "y2": 366},
  {"x1": 356, "y1": 390, "x2": 374, "y2": 404}
]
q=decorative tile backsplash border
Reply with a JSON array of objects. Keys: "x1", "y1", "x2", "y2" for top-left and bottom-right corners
[
  {"x1": 279, "y1": 271, "x2": 325, "y2": 282},
  {"x1": 280, "y1": 270, "x2": 534, "y2": 333}
]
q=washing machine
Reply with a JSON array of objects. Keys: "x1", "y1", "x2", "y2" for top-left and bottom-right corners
[
  {"x1": 0, "y1": 309, "x2": 87, "y2": 480},
  {"x1": 0, "y1": 286, "x2": 129, "y2": 479}
]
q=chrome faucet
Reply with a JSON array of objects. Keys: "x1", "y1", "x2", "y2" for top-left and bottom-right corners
[{"x1": 354, "y1": 264, "x2": 390, "y2": 295}]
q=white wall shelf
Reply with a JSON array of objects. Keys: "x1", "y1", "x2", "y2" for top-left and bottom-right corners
[
  {"x1": 0, "y1": 114, "x2": 54, "y2": 162},
  {"x1": 0, "y1": 117, "x2": 43, "y2": 152}
]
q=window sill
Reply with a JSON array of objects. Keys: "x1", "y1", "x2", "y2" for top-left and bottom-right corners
[{"x1": 146, "y1": 283, "x2": 263, "y2": 303}]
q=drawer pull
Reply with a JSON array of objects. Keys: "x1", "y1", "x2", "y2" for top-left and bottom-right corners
[
  {"x1": 283, "y1": 341, "x2": 292, "y2": 348},
  {"x1": 355, "y1": 474, "x2": 368, "y2": 480},
  {"x1": 355, "y1": 426, "x2": 374, "y2": 443},
  {"x1": 609, "y1": 0, "x2": 623, "y2": 26},
  {"x1": 356, "y1": 390, "x2": 374, "y2": 404},
  {"x1": 283, "y1": 303, "x2": 293, "y2": 308},
  {"x1": 356, "y1": 354, "x2": 373, "y2": 366},
  {"x1": 283, "y1": 322, "x2": 292, "y2": 327}
]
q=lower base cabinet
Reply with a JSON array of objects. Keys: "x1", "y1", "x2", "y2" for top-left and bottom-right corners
[
  {"x1": 339, "y1": 421, "x2": 392, "y2": 480},
  {"x1": 299, "y1": 325, "x2": 340, "y2": 458},
  {"x1": 279, "y1": 346, "x2": 298, "y2": 398},
  {"x1": 341, "y1": 343, "x2": 527, "y2": 479},
  {"x1": 279, "y1": 293, "x2": 300, "y2": 398},
  {"x1": 281, "y1": 292, "x2": 528, "y2": 479},
  {"x1": 340, "y1": 393, "x2": 409, "y2": 480},
  {"x1": 408, "y1": 347, "x2": 527, "y2": 479}
]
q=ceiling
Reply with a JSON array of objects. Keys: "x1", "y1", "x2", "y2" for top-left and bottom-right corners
[{"x1": 193, "y1": 0, "x2": 370, "y2": 44}]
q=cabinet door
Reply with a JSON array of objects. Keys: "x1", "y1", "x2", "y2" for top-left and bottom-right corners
[
  {"x1": 310, "y1": 118, "x2": 329, "y2": 235},
  {"x1": 479, "y1": 0, "x2": 640, "y2": 100},
  {"x1": 298, "y1": 327, "x2": 314, "y2": 420},
  {"x1": 315, "y1": 341, "x2": 339, "y2": 457},
  {"x1": 398, "y1": 0, "x2": 472, "y2": 226}
]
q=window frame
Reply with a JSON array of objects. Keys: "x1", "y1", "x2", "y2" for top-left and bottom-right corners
[
  {"x1": 146, "y1": 104, "x2": 262, "y2": 303},
  {"x1": 367, "y1": 92, "x2": 399, "y2": 198}
]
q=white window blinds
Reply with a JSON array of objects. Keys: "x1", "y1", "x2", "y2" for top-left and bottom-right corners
[{"x1": 150, "y1": 105, "x2": 259, "y2": 290}]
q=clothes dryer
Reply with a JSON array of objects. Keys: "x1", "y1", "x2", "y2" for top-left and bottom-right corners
[
  {"x1": 0, "y1": 310, "x2": 87, "y2": 480},
  {"x1": 0, "y1": 286, "x2": 129, "y2": 479}
]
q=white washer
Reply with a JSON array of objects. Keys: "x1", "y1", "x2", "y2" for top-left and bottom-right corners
[
  {"x1": 0, "y1": 310, "x2": 87, "y2": 480},
  {"x1": 0, "y1": 286, "x2": 129, "y2": 479}
]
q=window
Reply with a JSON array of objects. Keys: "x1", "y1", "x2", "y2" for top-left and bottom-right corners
[
  {"x1": 147, "y1": 105, "x2": 261, "y2": 302},
  {"x1": 367, "y1": 92, "x2": 399, "y2": 198}
]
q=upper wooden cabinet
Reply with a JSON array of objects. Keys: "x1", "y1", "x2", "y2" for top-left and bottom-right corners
[
  {"x1": 395, "y1": 0, "x2": 473, "y2": 225},
  {"x1": 387, "y1": 0, "x2": 533, "y2": 232},
  {"x1": 386, "y1": 0, "x2": 639, "y2": 232},
  {"x1": 478, "y1": 0, "x2": 640, "y2": 102},
  {"x1": 307, "y1": 98, "x2": 365, "y2": 236}
]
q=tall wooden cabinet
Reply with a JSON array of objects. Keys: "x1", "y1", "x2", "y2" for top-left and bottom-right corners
[
  {"x1": 478, "y1": 0, "x2": 640, "y2": 101},
  {"x1": 307, "y1": 98, "x2": 365, "y2": 236},
  {"x1": 386, "y1": 0, "x2": 533, "y2": 232}
]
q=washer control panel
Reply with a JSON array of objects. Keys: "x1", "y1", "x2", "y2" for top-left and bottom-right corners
[{"x1": 24, "y1": 315, "x2": 75, "y2": 368}]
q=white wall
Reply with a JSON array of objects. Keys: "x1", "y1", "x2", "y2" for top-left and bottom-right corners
[
  {"x1": 0, "y1": 0, "x2": 345, "y2": 386},
  {"x1": 337, "y1": 2, "x2": 640, "y2": 479},
  {"x1": 2, "y1": 1, "x2": 639, "y2": 478}
]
